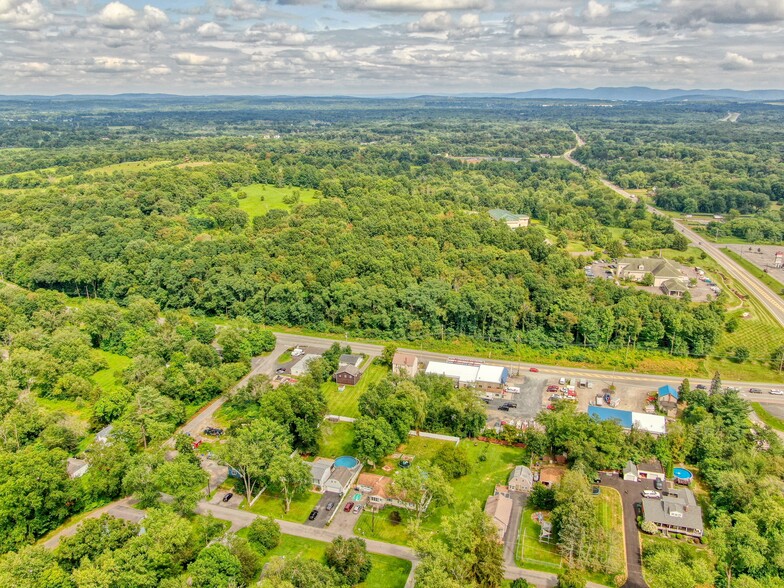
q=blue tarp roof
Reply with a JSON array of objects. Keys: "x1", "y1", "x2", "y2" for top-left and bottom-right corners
[
  {"x1": 658, "y1": 384, "x2": 678, "y2": 399},
  {"x1": 588, "y1": 405, "x2": 633, "y2": 428}
]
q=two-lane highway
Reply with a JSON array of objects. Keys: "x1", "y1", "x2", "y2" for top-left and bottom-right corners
[{"x1": 564, "y1": 131, "x2": 784, "y2": 328}]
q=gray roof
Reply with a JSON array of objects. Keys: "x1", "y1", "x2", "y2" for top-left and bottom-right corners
[
  {"x1": 623, "y1": 460, "x2": 638, "y2": 477},
  {"x1": 339, "y1": 354, "x2": 362, "y2": 366},
  {"x1": 509, "y1": 465, "x2": 533, "y2": 485},
  {"x1": 661, "y1": 278, "x2": 688, "y2": 292},
  {"x1": 643, "y1": 489, "x2": 704, "y2": 535},
  {"x1": 66, "y1": 458, "x2": 88, "y2": 477},
  {"x1": 488, "y1": 208, "x2": 529, "y2": 222},
  {"x1": 336, "y1": 365, "x2": 361, "y2": 377},
  {"x1": 96, "y1": 424, "x2": 114, "y2": 439},
  {"x1": 638, "y1": 461, "x2": 664, "y2": 474},
  {"x1": 310, "y1": 459, "x2": 334, "y2": 480},
  {"x1": 327, "y1": 466, "x2": 355, "y2": 488},
  {"x1": 618, "y1": 257, "x2": 682, "y2": 279}
]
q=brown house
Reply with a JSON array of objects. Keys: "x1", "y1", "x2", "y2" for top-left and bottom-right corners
[{"x1": 334, "y1": 365, "x2": 362, "y2": 386}]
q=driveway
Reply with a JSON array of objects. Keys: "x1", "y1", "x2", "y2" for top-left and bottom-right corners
[
  {"x1": 599, "y1": 472, "x2": 651, "y2": 588},
  {"x1": 304, "y1": 491, "x2": 342, "y2": 528},
  {"x1": 504, "y1": 492, "x2": 527, "y2": 565}
]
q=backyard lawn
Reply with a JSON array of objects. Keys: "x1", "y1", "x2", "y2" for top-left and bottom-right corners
[
  {"x1": 318, "y1": 420, "x2": 356, "y2": 459},
  {"x1": 91, "y1": 351, "x2": 132, "y2": 392},
  {"x1": 355, "y1": 439, "x2": 527, "y2": 544},
  {"x1": 516, "y1": 488, "x2": 626, "y2": 586},
  {"x1": 236, "y1": 184, "x2": 320, "y2": 216},
  {"x1": 321, "y1": 361, "x2": 389, "y2": 418},
  {"x1": 241, "y1": 533, "x2": 411, "y2": 588}
]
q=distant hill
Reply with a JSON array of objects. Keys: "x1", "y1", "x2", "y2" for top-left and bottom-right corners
[{"x1": 499, "y1": 87, "x2": 784, "y2": 102}]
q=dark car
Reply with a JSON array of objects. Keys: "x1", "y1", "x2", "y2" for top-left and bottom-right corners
[
  {"x1": 399, "y1": 460, "x2": 411, "y2": 468},
  {"x1": 308, "y1": 509, "x2": 319, "y2": 521},
  {"x1": 481, "y1": 398, "x2": 491, "y2": 404},
  {"x1": 222, "y1": 492, "x2": 233, "y2": 502},
  {"x1": 695, "y1": 384, "x2": 707, "y2": 390},
  {"x1": 204, "y1": 427, "x2": 224, "y2": 436},
  {"x1": 505, "y1": 402, "x2": 518, "y2": 409},
  {"x1": 593, "y1": 475, "x2": 601, "y2": 484},
  {"x1": 276, "y1": 367, "x2": 286, "y2": 373},
  {"x1": 749, "y1": 388, "x2": 763, "y2": 394},
  {"x1": 654, "y1": 478, "x2": 664, "y2": 491},
  {"x1": 634, "y1": 502, "x2": 642, "y2": 517},
  {"x1": 326, "y1": 502, "x2": 335, "y2": 511},
  {"x1": 591, "y1": 486, "x2": 600, "y2": 495},
  {"x1": 344, "y1": 501, "x2": 354, "y2": 512},
  {"x1": 498, "y1": 405, "x2": 510, "y2": 412}
]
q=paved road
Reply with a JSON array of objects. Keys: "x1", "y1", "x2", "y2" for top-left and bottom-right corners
[
  {"x1": 273, "y1": 333, "x2": 784, "y2": 400},
  {"x1": 599, "y1": 473, "x2": 651, "y2": 588},
  {"x1": 43, "y1": 498, "x2": 142, "y2": 549},
  {"x1": 504, "y1": 492, "x2": 527, "y2": 565},
  {"x1": 564, "y1": 132, "x2": 784, "y2": 329}
]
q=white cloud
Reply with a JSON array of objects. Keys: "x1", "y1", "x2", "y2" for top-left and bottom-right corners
[
  {"x1": 96, "y1": 1, "x2": 137, "y2": 28},
  {"x1": 339, "y1": 0, "x2": 490, "y2": 11},
  {"x1": 198, "y1": 22, "x2": 224, "y2": 37},
  {"x1": 146, "y1": 64, "x2": 172, "y2": 75},
  {"x1": 721, "y1": 51, "x2": 754, "y2": 70},
  {"x1": 0, "y1": 0, "x2": 52, "y2": 30},
  {"x1": 143, "y1": 5, "x2": 168, "y2": 30},
  {"x1": 215, "y1": 0, "x2": 267, "y2": 19},
  {"x1": 584, "y1": 0, "x2": 610, "y2": 20},
  {"x1": 546, "y1": 21, "x2": 580, "y2": 36},
  {"x1": 408, "y1": 11, "x2": 451, "y2": 32},
  {"x1": 88, "y1": 56, "x2": 143, "y2": 72},
  {"x1": 171, "y1": 52, "x2": 229, "y2": 66},
  {"x1": 672, "y1": 0, "x2": 784, "y2": 24}
]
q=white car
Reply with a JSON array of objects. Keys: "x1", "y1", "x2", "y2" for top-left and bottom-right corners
[
  {"x1": 769, "y1": 389, "x2": 784, "y2": 395},
  {"x1": 642, "y1": 490, "x2": 661, "y2": 499}
]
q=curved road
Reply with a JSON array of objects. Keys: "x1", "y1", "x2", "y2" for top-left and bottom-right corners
[{"x1": 564, "y1": 131, "x2": 784, "y2": 328}]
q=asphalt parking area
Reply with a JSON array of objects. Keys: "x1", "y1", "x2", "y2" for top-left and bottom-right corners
[{"x1": 303, "y1": 491, "x2": 342, "y2": 528}]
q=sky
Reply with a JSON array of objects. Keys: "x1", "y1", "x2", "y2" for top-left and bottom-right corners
[{"x1": 0, "y1": 0, "x2": 783, "y2": 95}]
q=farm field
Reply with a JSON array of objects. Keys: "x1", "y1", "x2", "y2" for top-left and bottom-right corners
[
  {"x1": 236, "y1": 184, "x2": 321, "y2": 216},
  {"x1": 321, "y1": 362, "x2": 389, "y2": 418}
]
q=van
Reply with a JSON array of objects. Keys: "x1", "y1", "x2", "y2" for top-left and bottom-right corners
[
  {"x1": 642, "y1": 490, "x2": 661, "y2": 499},
  {"x1": 559, "y1": 377, "x2": 566, "y2": 385}
]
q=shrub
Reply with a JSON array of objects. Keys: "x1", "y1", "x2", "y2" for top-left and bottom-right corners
[
  {"x1": 389, "y1": 510, "x2": 402, "y2": 525},
  {"x1": 246, "y1": 517, "x2": 280, "y2": 554}
]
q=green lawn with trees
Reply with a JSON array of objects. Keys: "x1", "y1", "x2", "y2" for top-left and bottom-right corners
[{"x1": 236, "y1": 183, "x2": 320, "y2": 216}]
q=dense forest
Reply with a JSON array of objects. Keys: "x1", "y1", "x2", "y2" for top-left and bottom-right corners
[{"x1": 0, "y1": 99, "x2": 728, "y2": 358}]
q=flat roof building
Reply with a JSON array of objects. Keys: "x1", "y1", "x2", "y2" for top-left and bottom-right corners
[{"x1": 588, "y1": 405, "x2": 666, "y2": 435}]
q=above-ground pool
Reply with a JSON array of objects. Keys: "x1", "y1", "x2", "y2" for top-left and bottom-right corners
[
  {"x1": 673, "y1": 468, "x2": 693, "y2": 484},
  {"x1": 334, "y1": 456, "x2": 360, "y2": 469}
]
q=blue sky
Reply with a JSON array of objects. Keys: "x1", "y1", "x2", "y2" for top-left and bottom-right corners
[{"x1": 1, "y1": 0, "x2": 782, "y2": 94}]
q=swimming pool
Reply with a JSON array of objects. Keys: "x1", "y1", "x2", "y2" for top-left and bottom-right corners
[
  {"x1": 334, "y1": 456, "x2": 360, "y2": 469},
  {"x1": 673, "y1": 467, "x2": 693, "y2": 483}
]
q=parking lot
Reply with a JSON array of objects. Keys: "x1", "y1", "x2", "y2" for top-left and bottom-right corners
[{"x1": 486, "y1": 374, "x2": 544, "y2": 427}]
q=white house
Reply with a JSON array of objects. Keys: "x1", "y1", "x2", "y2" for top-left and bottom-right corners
[
  {"x1": 66, "y1": 458, "x2": 89, "y2": 479},
  {"x1": 310, "y1": 459, "x2": 334, "y2": 492},
  {"x1": 324, "y1": 466, "x2": 358, "y2": 496},
  {"x1": 623, "y1": 460, "x2": 639, "y2": 482},
  {"x1": 508, "y1": 465, "x2": 534, "y2": 492}
]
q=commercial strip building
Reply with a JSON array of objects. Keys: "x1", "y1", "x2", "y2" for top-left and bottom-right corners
[
  {"x1": 424, "y1": 360, "x2": 509, "y2": 394},
  {"x1": 588, "y1": 405, "x2": 667, "y2": 435}
]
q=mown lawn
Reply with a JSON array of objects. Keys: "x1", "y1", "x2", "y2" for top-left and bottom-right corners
[
  {"x1": 319, "y1": 421, "x2": 356, "y2": 459},
  {"x1": 723, "y1": 248, "x2": 784, "y2": 294},
  {"x1": 91, "y1": 351, "x2": 133, "y2": 392},
  {"x1": 321, "y1": 361, "x2": 389, "y2": 418},
  {"x1": 355, "y1": 439, "x2": 527, "y2": 544},
  {"x1": 236, "y1": 184, "x2": 320, "y2": 216},
  {"x1": 752, "y1": 402, "x2": 784, "y2": 432},
  {"x1": 244, "y1": 489, "x2": 321, "y2": 523},
  {"x1": 239, "y1": 533, "x2": 411, "y2": 588}
]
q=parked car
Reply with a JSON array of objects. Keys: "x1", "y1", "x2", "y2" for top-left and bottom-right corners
[
  {"x1": 308, "y1": 509, "x2": 319, "y2": 521},
  {"x1": 529, "y1": 367, "x2": 539, "y2": 372},
  {"x1": 353, "y1": 504, "x2": 362, "y2": 514},
  {"x1": 222, "y1": 492, "x2": 233, "y2": 502},
  {"x1": 547, "y1": 385, "x2": 560, "y2": 392},
  {"x1": 634, "y1": 502, "x2": 642, "y2": 517},
  {"x1": 654, "y1": 478, "x2": 664, "y2": 491},
  {"x1": 326, "y1": 502, "x2": 335, "y2": 511},
  {"x1": 770, "y1": 389, "x2": 784, "y2": 395},
  {"x1": 504, "y1": 402, "x2": 518, "y2": 409},
  {"x1": 695, "y1": 384, "x2": 707, "y2": 390},
  {"x1": 204, "y1": 427, "x2": 224, "y2": 436},
  {"x1": 344, "y1": 502, "x2": 354, "y2": 512},
  {"x1": 276, "y1": 367, "x2": 286, "y2": 373},
  {"x1": 481, "y1": 398, "x2": 491, "y2": 404},
  {"x1": 749, "y1": 388, "x2": 763, "y2": 394},
  {"x1": 549, "y1": 394, "x2": 563, "y2": 401},
  {"x1": 642, "y1": 490, "x2": 661, "y2": 499},
  {"x1": 498, "y1": 405, "x2": 510, "y2": 412}
]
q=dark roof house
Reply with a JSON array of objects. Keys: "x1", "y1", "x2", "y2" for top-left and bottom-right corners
[
  {"x1": 642, "y1": 488, "x2": 704, "y2": 538},
  {"x1": 334, "y1": 365, "x2": 362, "y2": 386}
]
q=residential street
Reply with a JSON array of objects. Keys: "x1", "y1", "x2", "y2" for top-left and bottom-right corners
[{"x1": 504, "y1": 492, "x2": 527, "y2": 566}]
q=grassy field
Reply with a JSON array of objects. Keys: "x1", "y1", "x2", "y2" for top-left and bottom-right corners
[
  {"x1": 752, "y1": 402, "x2": 784, "y2": 432},
  {"x1": 318, "y1": 421, "x2": 356, "y2": 459},
  {"x1": 236, "y1": 184, "x2": 320, "y2": 216},
  {"x1": 244, "y1": 489, "x2": 322, "y2": 523},
  {"x1": 241, "y1": 532, "x2": 411, "y2": 588},
  {"x1": 722, "y1": 248, "x2": 784, "y2": 295},
  {"x1": 516, "y1": 488, "x2": 626, "y2": 586},
  {"x1": 355, "y1": 439, "x2": 527, "y2": 544},
  {"x1": 321, "y1": 361, "x2": 389, "y2": 418},
  {"x1": 91, "y1": 351, "x2": 133, "y2": 392}
]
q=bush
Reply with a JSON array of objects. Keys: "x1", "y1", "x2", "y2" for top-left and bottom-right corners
[
  {"x1": 511, "y1": 579, "x2": 534, "y2": 588},
  {"x1": 558, "y1": 567, "x2": 587, "y2": 588},
  {"x1": 389, "y1": 509, "x2": 402, "y2": 525},
  {"x1": 529, "y1": 483, "x2": 557, "y2": 511},
  {"x1": 325, "y1": 537, "x2": 372, "y2": 585},
  {"x1": 431, "y1": 445, "x2": 472, "y2": 479},
  {"x1": 246, "y1": 517, "x2": 280, "y2": 554}
]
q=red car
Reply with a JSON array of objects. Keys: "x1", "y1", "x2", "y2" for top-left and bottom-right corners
[
  {"x1": 344, "y1": 501, "x2": 354, "y2": 512},
  {"x1": 529, "y1": 367, "x2": 539, "y2": 372}
]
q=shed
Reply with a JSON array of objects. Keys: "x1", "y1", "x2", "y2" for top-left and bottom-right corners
[
  {"x1": 67, "y1": 458, "x2": 89, "y2": 479},
  {"x1": 334, "y1": 365, "x2": 362, "y2": 386},
  {"x1": 638, "y1": 460, "x2": 665, "y2": 482},
  {"x1": 658, "y1": 385, "x2": 679, "y2": 410},
  {"x1": 623, "y1": 460, "x2": 639, "y2": 482},
  {"x1": 338, "y1": 354, "x2": 363, "y2": 368}
]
